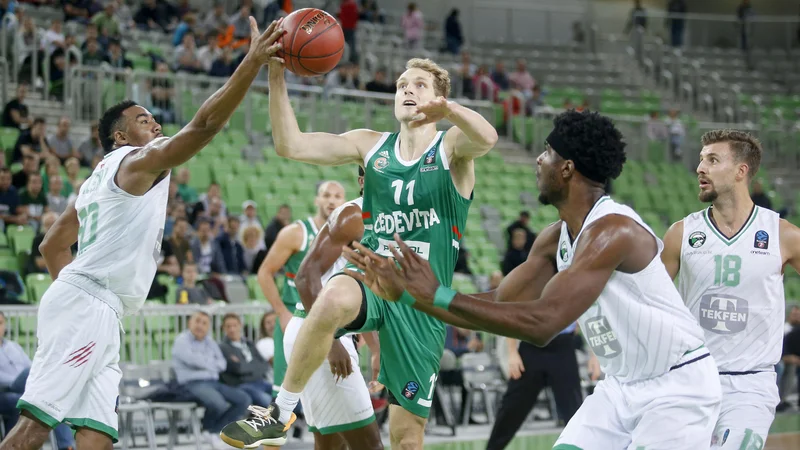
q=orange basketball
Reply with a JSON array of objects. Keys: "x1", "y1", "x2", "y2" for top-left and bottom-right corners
[{"x1": 277, "y1": 8, "x2": 345, "y2": 77}]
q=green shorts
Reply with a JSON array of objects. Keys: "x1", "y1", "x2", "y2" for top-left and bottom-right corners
[{"x1": 338, "y1": 274, "x2": 447, "y2": 419}]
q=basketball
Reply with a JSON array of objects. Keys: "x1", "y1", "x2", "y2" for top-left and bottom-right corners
[{"x1": 277, "y1": 8, "x2": 345, "y2": 77}]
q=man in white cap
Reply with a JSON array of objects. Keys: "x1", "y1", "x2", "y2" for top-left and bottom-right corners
[{"x1": 239, "y1": 200, "x2": 264, "y2": 238}]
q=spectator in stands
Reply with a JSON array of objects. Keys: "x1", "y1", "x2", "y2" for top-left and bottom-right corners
[
  {"x1": 19, "y1": 171, "x2": 47, "y2": 228},
  {"x1": 576, "y1": 98, "x2": 591, "y2": 112},
  {"x1": 749, "y1": 179, "x2": 787, "y2": 219},
  {"x1": 526, "y1": 84, "x2": 547, "y2": 115},
  {"x1": 202, "y1": 2, "x2": 227, "y2": 32},
  {"x1": 219, "y1": 313, "x2": 273, "y2": 407},
  {"x1": 134, "y1": 0, "x2": 167, "y2": 31},
  {"x1": 453, "y1": 240, "x2": 472, "y2": 275},
  {"x1": 667, "y1": 0, "x2": 687, "y2": 47},
  {"x1": 14, "y1": 17, "x2": 38, "y2": 81},
  {"x1": 47, "y1": 117, "x2": 79, "y2": 163},
  {"x1": 81, "y1": 37, "x2": 105, "y2": 66},
  {"x1": 359, "y1": 0, "x2": 384, "y2": 24},
  {"x1": 27, "y1": 211, "x2": 57, "y2": 273},
  {"x1": 174, "y1": 32, "x2": 204, "y2": 74},
  {"x1": 1, "y1": 83, "x2": 30, "y2": 129},
  {"x1": 46, "y1": 174, "x2": 67, "y2": 215},
  {"x1": 176, "y1": 167, "x2": 199, "y2": 204},
  {"x1": 81, "y1": 23, "x2": 108, "y2": 52},
  {"x1": 781, "y1": 305, "x2": 800, "y2": 408},
  {"x1": 454, "y1": 51, "x2": 476, "y2": 98},
  {"x1": 440, "y1": 325, "x2": 483, "y2": 423},
  {"x1": 104, "y1": 38, "x2": 133, "y2": 70},
  {"x1": 195, "y1": 182, "x2": 228, "y2": 222},
  {"x1": 63, "y1": 156, "x2": 83, "y2": 197},
  {"x1": 91, "y1": 1, "x2": 121, "y2": 37},
  {"x1": 197, "y1": 31, "x2": 223, "y2": 73},
  {"x1": 491, "y1": 61, "x2": 510, "y2": 91},
  {"x1": 228, "y1": 5, "x2": 252, "y2": 40},
  {"x1": 12, "y1": 152, "x2": 39, "y2": 189},
  {"x1": 176, "y1": 263, "x2": 213, "y2": 304},
  {"x1": 216, "y1": 216, "x2": 248, "y2": 276},
  {"x1": 63, "y1": 0, "x2": 93, "y2": 24},
  {"x1": 173, "y1": 12, "x2": 197, "y2": 46},
  {"x1": 0, "y1": 0, "x2": 16, "y2": 24},
  {"x1": 209, "y1": 46, "x2": 237, "y2": 78},
  {"x1": 401, "y1": 2, "x2": 424, "y2": 50},
  {"x1": 623, "y1": 0, "x2": 648, "y2": 34},
  {"x1": 48, "y1": 44, "x2": 73, "y2": 101},
  {"x1": 509, "y1": 59, "x2": 535, "y2": 98},
  {"x1": 78, "y1": 122, "x2": 104, "y2": 166},
  {"x1": 256, "y1": 311, "x2": 277, "y2": 368},
  {"x1": 737, "y1": 0, "x2": 754, "y2": 51},
  {"x1": 572, "y1": 21, "x2": 585, "y2": 44},
  {"x1": 191, "y1": 218, "x2": 224, "y2": 275},
  {"x1": 170, "y1": 217, "x2": 193, "y2": 268},
  {"x1": 506, "y1": 210, "x2": 535, "y2": 252},
  {"x1": 149, "y1": 61, "x2": 178, "y2": 124},
  {"x1": 338, "y1": 0, "x2": 359, "y2": 63},
  {"x1": 646, "y1": 110, "x2": 668, "y2": 141},
  {"x1": 324, "y1": 62, "x2": 361, "y2": 93},
  {"x1": 239, "y1": 201, "x2": 262, "y2": 233},
  {"x1": 40, "y1": 19, "x2": 65, "y2": 55},
  {"x1": 172, "y1": 311, "x2": 251, "y2": 447},
  {"x1": 0, "y1": 168, "x2": 25, "y2": 229},
  {"x1": 665, "y1": 108, "x2": 685, "y2": 160},
  {"x1": 473, "y1": 64, "x2": 498, "y2": 101},
  {"x1": 0, "y1": 311, "x2": 76, "y2": 449},
  {"x1": 12, "y1": 117, "x2": 48, "y2": 163},
  {"x1": 365, "y1": 68, "x2": 395, "y2": 94},
  {"x1": 241, "y1": 225, "x2": 264, "y2": 274},
  {"x1": 263, "y1": 203, "x2": 291, "y2": 251},
  {"x1": 443, "y1": 8, "x2": 463, "y2": 54},
  {"x1": 563, "y1": 98, "x2": 574, "y2": 110},
  {"x1": 502, "y1": 228, "x2": 529, "y2": 275}
]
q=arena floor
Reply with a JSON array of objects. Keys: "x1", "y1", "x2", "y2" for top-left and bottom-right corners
[{"x1": 152, "y1": 412, "x2": 800, "y2": 449}]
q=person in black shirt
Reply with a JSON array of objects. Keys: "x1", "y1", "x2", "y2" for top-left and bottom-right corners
[
  {"x1": 1, "y1": 84, "x2": 30, "y2": 130},
  {"x1": 12, "y1": 153, "x2": 40, "y2": 190},
  {"x1": 365, "y1": 69, "x2": 395, "y2": 94},
  {"x1": 506, "y1": 210, "x2": 536, "y2": 252},
  {"x1": 11, "y1": 117, "x2": 48, "y2": 163}
]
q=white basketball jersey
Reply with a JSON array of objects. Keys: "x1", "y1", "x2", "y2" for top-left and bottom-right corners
[
  {"x1": 296, "y1": 197, "x2": 363, "y2": 311},
  {"x1": 556, "y1": 197, "x2": 706, "y2": 382},
  {"x1": 60, "y1": 144, "x2": 170, "y2": 315},
  {"x1": 679, "y1": 206, "x2": 784, "y2": 373}
]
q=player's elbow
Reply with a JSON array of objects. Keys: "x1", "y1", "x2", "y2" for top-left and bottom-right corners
[{"x1": 484, "y1": 128, "x2": 499, "y2": 149}]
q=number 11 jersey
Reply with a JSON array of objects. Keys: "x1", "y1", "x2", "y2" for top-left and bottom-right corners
[
  {"x1": 61, "y1": 143, "x2": 170, "y2": 316},
  {"x1": 679, "y1": 205, "x2": 784, "y2": 373}
]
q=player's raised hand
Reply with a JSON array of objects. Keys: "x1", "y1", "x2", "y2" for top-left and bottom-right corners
[
  {"x1": 390, "y1": 233, "x2": 439, "y2": 305},
  {"x1": 409, "y1": 96, "x2": 453, "y2": 128},
  {"x1": 248, "y1": 16, "x2": 285, "y2": 65},
  {"x1": 342, "y1": 243, "x2": 405, "y2": 302}
]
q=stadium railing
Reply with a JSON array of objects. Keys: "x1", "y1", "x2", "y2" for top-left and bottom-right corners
[
  {"x1": 63, "y1": 65, "x2": 495, "y2": 136},
  {"x1": 2, "y1": 302, "x2": 274, "y2": 363}
]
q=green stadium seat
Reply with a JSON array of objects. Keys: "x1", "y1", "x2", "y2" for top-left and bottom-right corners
[
  {"x1": 0, "y1": 254, "x2": 18, "y2": 271},
  {"x1": 26, "y1": 273, "x2": 52, "y2": 303},
  {"x1": 7, "y1": 225, "x2": 35, "y2": 254}
]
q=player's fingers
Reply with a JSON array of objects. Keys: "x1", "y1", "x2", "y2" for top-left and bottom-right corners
[
  {"x1": 261, "y1": 17, "x2": 278, "y2": 38},
  {"x1": 345, "y1": 357, "x2": 354, "y2": 377},
  {"x1": 394, "y1": 233, "x2": 422, "y2": 264},
  {"x1": 345, "y1": 268, "x2": 366, "y2": 284},
  {"x1": 249, "y1": 16, "x2": 260, "y2": 40},
  {"x1": 269, "y1": 56, "x2": 286, "y2": 64}
]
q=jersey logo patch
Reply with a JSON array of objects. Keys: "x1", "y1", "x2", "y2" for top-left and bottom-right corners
[
  {"x1": 559, "y1": 241, "x2": 569, "y2": 262},
  {"x1": 402, "y1": 381, "x2": 420, "y2": 400},
  {"x1": 699, "y1": 293, "x2": 748, "y2": 334},
  {"x1": 373, "y1": 157, "x2": 388, "y2": 173},
  {"x1": 688, "y1": 231, "x2": 706, "y2": 248},
  {"x1": 584, "y1": 316, "x2": 621, "y2": 358},
  {"x1": 423, "y1": 147, "x2": 437, "y2": 165},
  {"x1": 754, "y1": 230, "x2": 769, "y2": 249}
]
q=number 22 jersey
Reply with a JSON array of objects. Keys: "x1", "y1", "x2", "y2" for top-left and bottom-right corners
[
  {"x1": 60, "y1": 143, "x2": 170, "y2": 316},
  {"x1": 679, "y1": 206, "x2": 784, "y2": 373}
]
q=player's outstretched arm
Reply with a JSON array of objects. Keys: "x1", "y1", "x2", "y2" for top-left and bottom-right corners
[
  {"x1": 39, "y1": 200, "x2": 79, "y2": 280},
  {"x1": 268, "y1": 60, "x2": 382, "y2": 166},
  {"x1": 257, "y1": 223, "x2": 302, "y2": 331},
  {"x1": 121, "y1": 19, "x2": 283, "y2": 179},
  {"x1": 375, "y1": 217, "x2": 639, "y2": 345},
  {"x1": 780, "y1": 219, "x2": 800, "y2": 273},
  {"x1": 661, "y1": 220, "x2": 683, "y2": 280},
  {"x1": 295, "y1": 204, "x2": 364, "y2": 312},
  {"x1": 431, "y1": 98, "x2": 499, "y2": 161}
]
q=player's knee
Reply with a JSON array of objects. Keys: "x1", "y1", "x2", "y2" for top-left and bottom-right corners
[
  {"x1": 389, "y1": 420, "x2": 424, "y2": 450},
  {"x1": 312, "y1": 281, "x2": 362, "y2": 328}
]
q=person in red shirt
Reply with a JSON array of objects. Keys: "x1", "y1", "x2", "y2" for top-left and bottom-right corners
[{"x1": 338, "y1": 0, "x2": 359, "y2": 62}]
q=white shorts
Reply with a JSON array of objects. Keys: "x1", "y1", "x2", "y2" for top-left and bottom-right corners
[
  {"x1": 555, "y1": 352, "x2": 721, "y2": 450},
  {"x1": 711, "y1": 371, "x2": 778, "y2": 449},
  {"x1": 19, "y1": 280, "x2": 122, "y2": 441},
  {"x1": 283, "y1": 314, "x2": 375, "y2": 435}
]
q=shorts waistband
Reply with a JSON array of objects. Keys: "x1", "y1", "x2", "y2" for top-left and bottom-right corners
[
  {"x1": 57, "y1": 271, "x2": 123, "y2": 317},
  {"x1": 719, "y1": 369, "x2": 774, "y2": 376},
  {"x1": 669, "y1": 345, "x2": 710, "y2": 372}
]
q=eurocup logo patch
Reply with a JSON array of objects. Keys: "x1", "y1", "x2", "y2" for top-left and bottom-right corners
[
  {"x1": 402, "y1": 381, "x2": 420, "y2": 400},
  {"x1": 424, "y1": 147, "x2": 437, "y2": 165},
  {"x1": 688, "y1": 231, "x2": 706, "y2": 248},
  {"x1": 754, "y1": 230, "x2": 769, "y2": 249}
]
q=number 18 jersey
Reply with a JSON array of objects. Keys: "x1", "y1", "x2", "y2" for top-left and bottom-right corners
[
  {"x1": 60, "y1": 144, "x2": 170, "y2": 316},
  {"x1": 679, "y1": 206, "x2": 785, "y2": 373}
]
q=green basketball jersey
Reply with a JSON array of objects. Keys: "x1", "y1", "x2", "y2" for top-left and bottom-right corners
[
  {"x1": 281, "y1": 217, "x2": 319, "y2": 311},
  {"x1": 362, "y1": 131, "x2": 471, "y2": 288}
]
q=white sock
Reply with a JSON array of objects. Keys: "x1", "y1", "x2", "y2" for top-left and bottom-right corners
[{"x1": 275, "y1": 388, "x2": 300, "y2": 424}]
